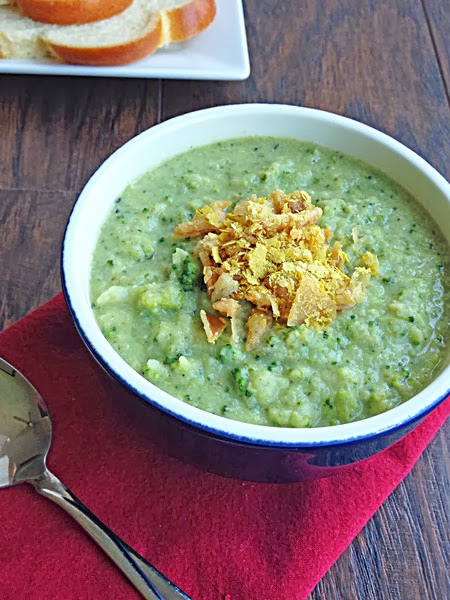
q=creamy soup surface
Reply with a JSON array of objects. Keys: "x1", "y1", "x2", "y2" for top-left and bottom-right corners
[{"x1": 90, "y1": 137, "x2": 450, "y2": 427}]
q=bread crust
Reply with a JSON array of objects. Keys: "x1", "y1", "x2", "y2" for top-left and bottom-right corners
[
  {"x1": 167, "y1": 0, "x2": 216, "y2": 42},
  {"x1": 0, "y1": 0, "x2": 216, "y2": 66},
  {"x1": 45, "y1": 15, "x2": 163, "y2": 66},
  {"x1": 16, "y1": 0, "x2": 133, "y2": 25}
]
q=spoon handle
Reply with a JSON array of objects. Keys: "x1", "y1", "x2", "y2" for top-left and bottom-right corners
[{"x1": 31, "y1": 470, "x2": 191, "y2": 600}]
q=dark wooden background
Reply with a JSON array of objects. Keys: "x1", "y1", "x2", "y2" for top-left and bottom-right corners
[{"x1": 0, "y1": 0, "x2": 449, "y2": 598}]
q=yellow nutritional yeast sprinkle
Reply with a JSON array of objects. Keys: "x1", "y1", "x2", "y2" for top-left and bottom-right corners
[{"x1": 174, "y1": 190, "x2": 378, "y2": 349}]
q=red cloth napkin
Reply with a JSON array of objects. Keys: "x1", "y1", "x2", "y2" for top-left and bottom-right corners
[{"x1": 0, "y1": 294, "x2": 448, "y2": 600}]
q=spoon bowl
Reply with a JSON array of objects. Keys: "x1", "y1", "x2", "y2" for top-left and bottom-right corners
[
  {"x1": 0, "y1": 357, "x2": 190, "y2": 600},
  {"x1": 0, "y1": 358, "x2": 51, "y2": 487}
]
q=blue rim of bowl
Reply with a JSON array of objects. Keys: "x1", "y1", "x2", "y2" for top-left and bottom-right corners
[{"x1": 61, "y1": 103, "x2": 450, "y2": 449}]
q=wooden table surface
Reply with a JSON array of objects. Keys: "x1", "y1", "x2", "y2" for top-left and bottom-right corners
[{"x1": 0, "y1": 1, "x2": 449, "y2": 598}]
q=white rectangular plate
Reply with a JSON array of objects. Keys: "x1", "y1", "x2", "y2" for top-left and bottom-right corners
[{"x1": 0, "y1": 0, "x2": 250, "y2": 80}]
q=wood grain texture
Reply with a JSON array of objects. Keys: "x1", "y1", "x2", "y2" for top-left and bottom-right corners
[
  {"x1": 0, "y1": 76, "x2": 161, "y2": 192},
  {"x1": 0, "y1": 0, "x2": 448, "y2": 598},
  {"x1": 163, "y1": 0, "x2": 449, "y2": 178},
  {"x1": 421, "y1": 0, "x2": 450, "y2": 97},
  {"x1": 0, "y1": 189, "x2": 76, "y2": 329}
]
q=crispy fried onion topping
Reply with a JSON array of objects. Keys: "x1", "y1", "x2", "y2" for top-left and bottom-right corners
[{"x1": 173, "y1": 190, "x2": 378, "y2": 349}]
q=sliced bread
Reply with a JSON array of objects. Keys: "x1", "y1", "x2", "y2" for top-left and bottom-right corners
[
  {"x1": 16, "y1": 0, "x2": 133, "y2": 26},
  {"x1": 0, "y1": 0, "x2": 216, "y2": 65}
]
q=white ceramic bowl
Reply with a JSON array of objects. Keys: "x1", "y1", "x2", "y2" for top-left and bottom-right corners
[{"x1": 62, "y1": 104, "x2": 450, "y2": 481}]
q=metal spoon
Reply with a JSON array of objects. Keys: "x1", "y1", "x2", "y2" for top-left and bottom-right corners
[{"x1": 0, "y1": 356, "x2": 191, "y2": 600}]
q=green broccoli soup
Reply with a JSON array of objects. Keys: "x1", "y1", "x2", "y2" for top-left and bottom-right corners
[{"x1": 90, "y1": 137, "x2": 449, "y2": 427}]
